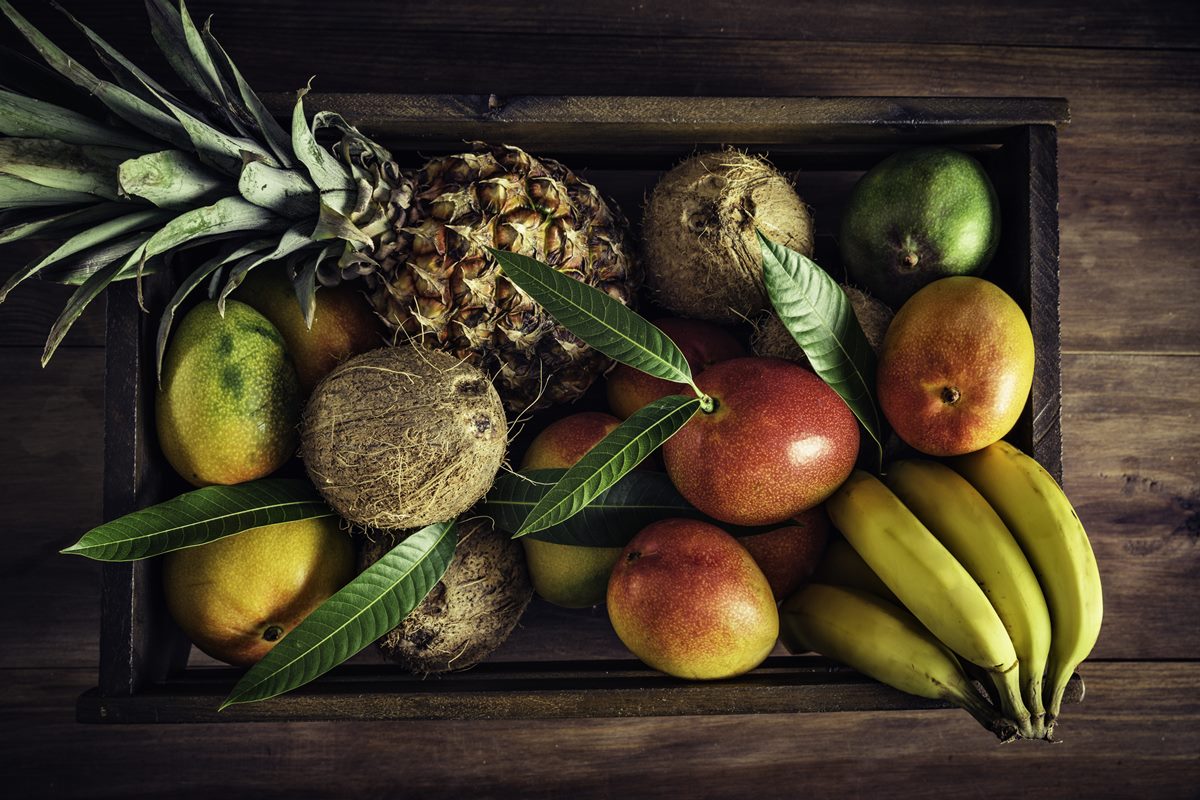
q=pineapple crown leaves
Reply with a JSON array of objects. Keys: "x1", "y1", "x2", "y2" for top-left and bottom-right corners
[{"x1": 0, "y1": 0, "x2": 400, "y2": 367}]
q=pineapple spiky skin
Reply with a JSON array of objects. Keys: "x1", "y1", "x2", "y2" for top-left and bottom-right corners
[{"x1": 366, "y1": 144, "x2": 639, "y2": 412}]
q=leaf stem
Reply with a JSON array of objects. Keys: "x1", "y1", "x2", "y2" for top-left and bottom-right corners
[{"x1": 697, "y1": 392, "x2": 717, "y2": 414}]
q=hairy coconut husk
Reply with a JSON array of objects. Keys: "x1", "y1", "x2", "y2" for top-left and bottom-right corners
[
  {"x1": 300, "y1": 346, "x2": 506, "y2": 530},
  {"x1": 642, "y1": 150, "x2": 814, "y2": 322},
  {"x1": 752, "y1": 285, "x2": 894, "y2": 364},
  {"x1": 360, "y1": 518, "x2": 533, "y2": 673}
]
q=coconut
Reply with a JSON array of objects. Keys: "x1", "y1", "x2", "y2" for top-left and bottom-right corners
[
  {"x1": 642, "y1": 150, "x2": 815, "y2": 322},
  {"x1": 300, "y1": 345, "x2": 506, "y2": 530},
  {"x1": 752, "y1": 285, "x2": 894, "y2": 364},
  {"x1": 360, "y1": 518, "x2": 533, "y2": 673}
]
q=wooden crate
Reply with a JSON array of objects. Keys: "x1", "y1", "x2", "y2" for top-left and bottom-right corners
[{"x1": 79, "y1": 95, "x2": 1075, "y2": 723}]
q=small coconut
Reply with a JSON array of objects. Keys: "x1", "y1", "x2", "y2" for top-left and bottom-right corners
[
  {"x1": 300, "y1": 345, "x2": 506, "y2": 530},
  {"x1": 751, "y1": 285, "x2": 895, "y2": 364},
  {"x1": 642, "y1": 150, "x2": 815, "y2": 322},
  {"x1": 360, "y1": 518, "x2": 533, "y2": 673}
]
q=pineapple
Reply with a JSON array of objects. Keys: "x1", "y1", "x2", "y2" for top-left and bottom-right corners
[{"x1": 0, "y1": 1, "x2": 637, "y2": 411}]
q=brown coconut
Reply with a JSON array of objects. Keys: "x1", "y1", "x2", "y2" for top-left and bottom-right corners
[
  {"x1": 360, "y1": 518, "x2": 533, "y2": 673},
  {"x1": 752, "y1": 285, "x2": 895, "y2": 364},
  {"x1": 300, "y1": 345, "x2": 506, "y2": 530},
  {"x1": 642, "y1": 150, "x2": 815, "y2": 322}
]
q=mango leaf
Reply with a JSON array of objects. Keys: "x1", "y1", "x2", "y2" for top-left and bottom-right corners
[
  {"x1": 759, "y1": 230, "x2": 885, "y2": 471},
  {"x1": 514, "y1": 395, "x2": 702, "y2": 536},
  {"x1": 221, "y1": 520, "x2": 458, "y2": 710},
  {"x1": 485, "y1": 468, "x2": 700, "y2": 547},
  {"x1": 488, "y1": 247, "x2": 698, "y2": 391},
  {"x1": 61, "y1": 479, "x2": 333, "y2": 562}
]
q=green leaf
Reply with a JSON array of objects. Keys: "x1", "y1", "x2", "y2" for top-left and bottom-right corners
[
  {"x1": 203, "y1": 28, "x2": 294, "y2": 168},
  {"x1": 0, "y1": 88, "x2": 158, "y2": 150},
  {"x1": 0, "y1": 209, "x2": 170, "y2": 302},
  {"x1": 134, "y1": 77, "x2": 277, "y2": 175},
  {"x1": 156, "y1": 239, "x2": 274, "y2": 379},
  {"x1": 237, "y1": 161, "x2": 318, "y2": 219},
  {"x1": 133, "y1": 196, "x2": 283, "y2": 275},
  {"x1": 485, "y1": 468, "x2": 701, "y2": 547},
  {"x1": 144, "y1": 0, "x2": 222, "y2": 109},
  {"x1": 54, "y1": 0, "x2": 195, "y2": 114},
  {"x1": 488, "y1": 247, "x2": 698, "y2": 390},
  {"x1": 221, "y1": 520, "x2": 458, "y2": 710},
  {"x1": 0, "y1": 203, "x2": 129, "y2": 245},
  {"x1": 293, "y1": 243, "x2": 341, "y2": 328},
  {"x1": 759, "y1": 230, "x2": 885, "y2": 471},
  {"x1": 515, "y1": 395, "x2": 702, "y2": 536},
  {"x1": 216, "y1": 221, "x2": 315, "y2": 311},
  {"x1": 0, "y1": 174, "x2": 95, "y2": 209},
  {"x1": 291, "y1": 88, "x2": 355, "y2": 212},
  {"x1": 0, "y1": 138, "x2": 133, "y2": 201},
  {"x1": 118, "y1": 150, "x2": 228, "y2": 208},
  {"x1": 41, "y1": 235, "x2": 152, "y2": 365},
  {"x1": 61, "y1": 479, "x2": 333, "y2": 562},
  {"x1": 0, "y1": 1, "x2": 191, "y2": 149},
  {"x1": 39, "y1": 234, "x2": 156, "y2": 286}
]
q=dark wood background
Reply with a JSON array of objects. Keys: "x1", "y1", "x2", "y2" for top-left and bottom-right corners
[{"x1": 2, "y1": 1, "x2": 1197, "y2": 797}]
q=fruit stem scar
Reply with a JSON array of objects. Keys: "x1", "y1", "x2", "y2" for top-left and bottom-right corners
[
  {"x1": 626, "y1": 551, "x2": 641, "y2": 563},
  {"x1": 263, "y1": 625, "x2": 284, "y2": 642},
  {"x1": 941, "y1": 386, "x2": 961, "y2": 405},
  {"x1": 903, "y1": 252, "x2": 919, "y2": 269}
]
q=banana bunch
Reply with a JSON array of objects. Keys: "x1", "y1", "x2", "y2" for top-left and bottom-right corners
[{"x1": 781, "y1": 441, "x2": 1102, "y2": 741}]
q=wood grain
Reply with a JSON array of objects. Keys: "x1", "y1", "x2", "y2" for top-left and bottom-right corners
[
  {"x1": 0, "y1": 0, "x2": 1196, "y2": 794},
  {"x1": 2, "y1": 662, "x2": 1197, "y2": 798},
  {"x1": 12, "y1": 0, "x2": 1200, "y2": 51}
]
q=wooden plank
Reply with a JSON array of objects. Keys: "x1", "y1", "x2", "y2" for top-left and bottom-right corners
[
  {"x1": 12, "y1": 1, "x2": 1199, "y2": 53},
  {"x1": 3, "y1": 662, "x2": 1196, "y2": 797},
  {"x1": 1062, "y1": 353, "x2": 1200, "y2": 661},
  {"x1": 0, "y1": 250, "x2": 107, "y2": 348},
  {"x1": 73, "y1": 660, "x2": 1083, "y2": 723}
]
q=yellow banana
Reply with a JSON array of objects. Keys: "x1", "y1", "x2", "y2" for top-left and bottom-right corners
[
  {"x1": 781, "y1": 583, "x2": 1015, "y2": 740},
  {"x1": 826, "y1": 471, "x2": 1020, "y2": 676},
  {"x1": 886, "y1": 459, "x2": 1051, "y2": 738},
  {"x1": 809, "y1": 535, "x2": 898, "y2": 605},
  {"x1": 950, "y1": 441, "x2": 1103, "y2": 729}
]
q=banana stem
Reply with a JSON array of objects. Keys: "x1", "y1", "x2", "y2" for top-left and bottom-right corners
[
  {"x1": 1043, "y1": 660, "x2": 1078, "y2": 729},
  {"x1": 1022, "y1": 672, "x2": 1047, "y2": 739},
  {"x1": 950, "y1": 688, "x2": 1019, "y2": 742},
  {"x1": 990, "y1": 665, "x2": 1035, "y2": 739}
]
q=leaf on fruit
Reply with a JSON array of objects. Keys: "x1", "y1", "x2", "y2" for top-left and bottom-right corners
[
  {"x1": 513, "y1": 395, "x2": 703, "y2": 537},
  {"x1": 220, "y1": 520, "x2": 457, "y2": 710},
  {"x1": 487, "y1": 247, "x2": 695, "y2": 388},
  {"x1": 485, "y1": 468, "x2": 701, "y2": 547},
  {"x1": 759, "y1": 231, "x2": 885, "y2": 472},
  {"x1": 60, "y1": 479, "x2": 334, "y2": 562}
]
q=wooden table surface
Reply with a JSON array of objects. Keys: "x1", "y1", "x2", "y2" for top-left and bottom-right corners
[{"x1": 2, "y1": 1, "x2": 1197, "y2": 797}]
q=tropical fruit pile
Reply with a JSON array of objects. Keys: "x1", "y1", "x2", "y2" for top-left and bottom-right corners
[{"x1": 3, "y1": 1, "x2": 1099, "y2": 737}]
